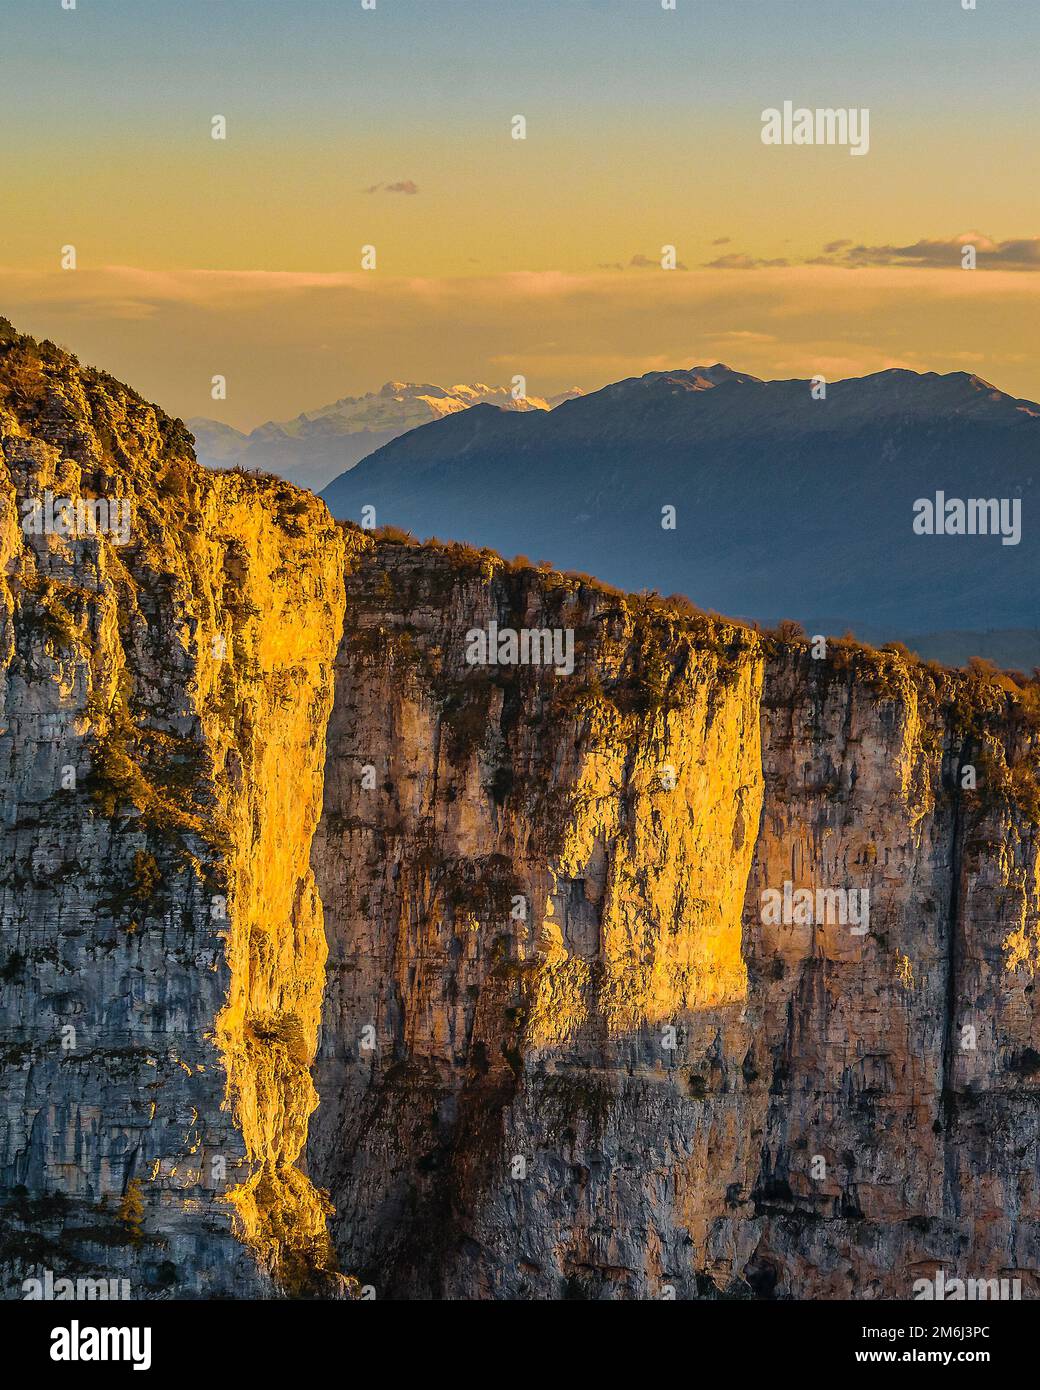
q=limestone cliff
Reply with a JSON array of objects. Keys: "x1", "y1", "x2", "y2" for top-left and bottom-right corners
[
  {"x1": 1, "y1": 324, "x2": 1038, "y2": 1300},
  {"x1": 309, "y1": 541, "x2": 1040, "y2": 1300},
  {"x1": 0, "y1": 325, "x2": 349, "y2": 1296}
]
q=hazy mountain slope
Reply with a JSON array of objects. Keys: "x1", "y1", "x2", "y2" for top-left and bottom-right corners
[
  {"x1": 321, "y1": 366, "x2": 1040, "y2": 662},
  {"x1": 190, "y1": 381, "x2": 582, "y2": 491}
]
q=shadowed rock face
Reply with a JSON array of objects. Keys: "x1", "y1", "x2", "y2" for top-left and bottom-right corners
[
  {"x1": 308, "y1": 542, "x2": 1040, "y2": 1301},
  {"x1": 1, "y1": 325, "x2": 1039, "y2": 1301}
]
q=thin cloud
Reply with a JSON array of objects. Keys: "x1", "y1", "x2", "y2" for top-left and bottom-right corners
[
  {"x1": 706, "y1": 253, "x2": 790, "y2": 269},
  {"x1": 711, "y1": 330, "x2": 777, "y2": 344},
  {"x1": 629, "y1": 253, "x2": 689, "y2": 271},
  {"x1": 809, "y1": 233, "x2": 1040, "y2": 271},
  {"x1": 704, "y1": 234, "x2": 1040, "y2": 273},
  {"x1": 2, "y1": 262, "x2": 1036, "y2": 428},
  {"x1": 365, "y1": 180, "x2": 420, "y2": 195}
]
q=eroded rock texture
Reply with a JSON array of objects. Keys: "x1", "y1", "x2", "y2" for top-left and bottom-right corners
[
  {"x1": 309, "y1": 541, "x2": 1040, "y2": 1301},
  {"x1": 1, "y1": 325, "x2": 1038, "y2": 1301},
  {"x1": 0, "y1": 327, "x2": 348, "y2": 1296}
]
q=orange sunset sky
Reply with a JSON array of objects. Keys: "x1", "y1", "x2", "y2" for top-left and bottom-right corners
[{"x1": 0, "y1": 0, "x2": 1036, "y2": 429}]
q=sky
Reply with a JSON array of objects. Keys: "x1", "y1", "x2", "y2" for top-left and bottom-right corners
[{"x1": 0, "y1": 0, "x2": 1036, "y2": 427}]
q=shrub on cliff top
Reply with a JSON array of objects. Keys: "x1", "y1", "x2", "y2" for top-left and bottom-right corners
[
  {"x1": 966, "y1": 655, "x2": 1021, "y2": 696},
  {"x1": 560, "y1": 569, "x2": 625, "y2": 598},
  {"x1": 771, "y1": 618, "x2": 809, "y2": 644},
  {"x1": 371, "y1": 524, "x2": 417, "y2": 544},
  {"x1": 422, "y1": 536, "x2": 493, "y2": 572}
]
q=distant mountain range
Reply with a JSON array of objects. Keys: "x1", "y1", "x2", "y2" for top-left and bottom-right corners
[
  {"x1": 189, "y1": 381, "x2": 583, "y2": 491},
  {"x1": 320, "y1": 365, "x2": 1040, "y2": 666}
]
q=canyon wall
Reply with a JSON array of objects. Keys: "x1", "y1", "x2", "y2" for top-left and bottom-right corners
[
  {"x1": 0, "y1": 328, "x2": 349, "y2": 1296},
  {"x1": 1, "y1": 326, "x2": 1038, "y2": 1300},
  {"x1": 309, "y1": 539, "x2": 1040, "y2": 1300}
]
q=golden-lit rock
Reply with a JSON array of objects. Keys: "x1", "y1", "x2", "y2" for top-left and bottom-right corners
[
  {"x1": 2, "y1": 324, "x2": 1039, "y2": 1302},
  {"x1": 0, "y1": 326, "x2": 350, "y2": 1295}
]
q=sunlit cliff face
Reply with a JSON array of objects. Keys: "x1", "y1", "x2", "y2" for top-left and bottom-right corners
[
  {"x1": 1, "y1": 327, "x2": 1040, "y2": 1300},
  {"x1": 0, "y1": 327, "x2": 351, "y2": 1294},
  {"x1": 524, "y1": 649, "x2": 764, "y2": 1049}
]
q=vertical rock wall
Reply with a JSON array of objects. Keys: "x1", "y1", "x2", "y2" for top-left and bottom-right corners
[
  {"x1": 1, "y1": 328, "x2": 1038, "y2": 1302},
  {"x1": 309, "y1": 539, "x2": 1040, "y2": 1300},
  {"x1": 0, "y1": 331, "x2": 347, "y2": 1296}
]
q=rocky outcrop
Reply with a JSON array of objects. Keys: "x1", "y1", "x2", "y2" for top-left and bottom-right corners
[
  {"x1": 309, "y1": 540, "x2": 1040, "y2": 1300},
  {"x1": 0, "y1": 325, "x2": 349, "y2": 1297},
  {"x1": 1, "y1": 324, "x2": 1038, "y2": 1300}
]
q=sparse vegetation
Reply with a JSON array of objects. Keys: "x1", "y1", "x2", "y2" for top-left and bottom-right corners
[
  {"x1": 771, "y1": 618, "x2": 808, "y2": 643},
  {"x1": 131, "y1": 850, "x2": 162, "y2": 902},
  {"x1": 440, "y1": 675, "x2": 496, "y2": 763},
  {"x1": 371, "y1": 524, "x2": 417, "y2": 544},
  {"x1": 0, "y1": 335, "x2": 50, "y2": 415},
  {"x1": 19, "y1": 577, "x2": 85, "y2": 653},
  {"x1": 117, "y1": 1180, "x2": 145, "y2": 1243}
]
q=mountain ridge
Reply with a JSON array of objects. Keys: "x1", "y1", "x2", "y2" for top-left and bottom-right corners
[
  {"x1": 321, "y1": 362, "x2": 1040, "y2": 663},
  {"x1": 189, "y1": 379, "x2": 584, "y2": 491}
]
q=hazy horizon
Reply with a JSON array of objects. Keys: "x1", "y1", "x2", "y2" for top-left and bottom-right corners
[
  {"x1": 183, "y1": 356, "x2": 1040, "y2": 438},
  {"x1": 0, "y1": 0, "x2": 1036, "y2": 429}
]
